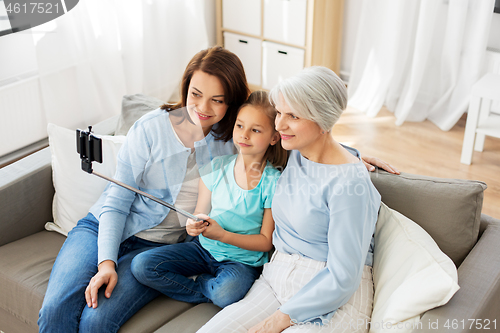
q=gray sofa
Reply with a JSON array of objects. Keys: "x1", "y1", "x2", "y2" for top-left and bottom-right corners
[{"x1": 1, "y1": 115, "x2": 499, "y2": 333}]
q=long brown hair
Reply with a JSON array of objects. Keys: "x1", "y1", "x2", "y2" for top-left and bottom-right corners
[
  {"x1": 161, "y1": 46, "x2": 250, "y2": 142},
  {"x1": 238, "y1": 91, "x2": 288, "y2": 170}
]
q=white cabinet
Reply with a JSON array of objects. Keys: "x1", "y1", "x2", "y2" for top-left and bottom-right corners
[
  {"x1": 263, "y1": 0, "x2": 307, "y2": 47},
  {"x1": 224, "y1": 32, "x2": 262, "y2": 86},
  {"x1": 262, "y1": 42, "x2": 305, "y2": 90},
  {"x1": 222, "y1": 0, "x2": 261, "y2": 36},
  {"x1": 216, "y1": 0, "x2": 344, "y2": 90}
]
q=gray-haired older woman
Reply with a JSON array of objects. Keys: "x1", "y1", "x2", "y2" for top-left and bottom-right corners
[{"x1": 198, "y1": 66, "x2": 382, "y2": 333}]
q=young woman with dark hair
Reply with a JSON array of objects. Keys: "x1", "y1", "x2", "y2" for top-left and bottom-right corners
[{"x1": 38, "y1": 46, "x2": 250, "y2": 333}]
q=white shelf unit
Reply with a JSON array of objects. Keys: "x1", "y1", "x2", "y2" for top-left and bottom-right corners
[{"x1": 216, "y1": 0, "x2": 344, "y2": 91}]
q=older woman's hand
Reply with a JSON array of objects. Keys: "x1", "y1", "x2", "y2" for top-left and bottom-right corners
[
  {"x1": 248, "y1": 310, "x2": 292, "y2": 333},
  {"x1": 361, "y1": 156, "x2": 400, "y2": 174}
]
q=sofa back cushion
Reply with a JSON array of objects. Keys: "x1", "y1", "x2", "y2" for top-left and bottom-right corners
[
  {"x1": 115, "y1": 94, "x2": 164, "y2": 135},
  {"x1": 369, "y1": 171, "x2": 487, "y2": 267}
]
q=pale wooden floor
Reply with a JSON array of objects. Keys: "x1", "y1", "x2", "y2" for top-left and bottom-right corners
[{"x1": 332, "y1": 106, "x2": 500, "y2": 219}]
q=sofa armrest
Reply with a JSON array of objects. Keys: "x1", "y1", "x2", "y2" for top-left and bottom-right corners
[
  {"x1": 415, "y1": 215, "x2": 500, "y2": 332},
  {"x1": 0, "y1": 148, "x2": 54, "y2": 246},
  {"x1": 479, "y1": 213, "x2": 498, "y2": 237},
  {"x1": 0, "y1": 115, "x2": 119, "y2": 247}
]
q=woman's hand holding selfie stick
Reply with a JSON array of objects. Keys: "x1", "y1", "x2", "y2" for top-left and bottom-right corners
[{"x1": 76, "y1": 126, "x2": 206, "y2": 224}]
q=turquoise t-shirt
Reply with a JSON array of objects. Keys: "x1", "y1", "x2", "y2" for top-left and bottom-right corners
[{"x1": 199, "y1": 154, "x2": 281, "y2": 267}]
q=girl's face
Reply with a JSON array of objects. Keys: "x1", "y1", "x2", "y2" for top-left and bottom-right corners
[
  {"x1": 233, "y1": 105, "x2": 280, "y2": 157},
  {"x1": 274, "y1": 96, "x2": 323, "y2": 153},
  {"x1": 186, "y1": 70, "x2": 228, "y2": 135}
]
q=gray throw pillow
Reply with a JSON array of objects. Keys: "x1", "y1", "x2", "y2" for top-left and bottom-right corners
[
  {"x1": 115, "y1": 94, "x2": 165, "y2": 135},
  {"x1": 369, "y1": 170, "x2": 487, "y2": 267}
]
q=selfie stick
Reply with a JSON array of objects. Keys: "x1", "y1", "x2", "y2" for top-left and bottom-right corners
[{"x1": 77, "y1": 127, "x2": 205, "y2": 223}]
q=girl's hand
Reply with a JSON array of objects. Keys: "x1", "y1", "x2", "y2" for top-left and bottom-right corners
[
  {"x1": 201, "y1": 217, "x2": 226, "y2": 241},
  {"x1": 361, "y1": 156, "x2": 400, "y2": 174},
  {"x1": 85, "y1": 260, "x2": 118, "y2": 309},
  {"x1": 186, "y1": 214, "x2": 210, "y2": 237},
  {"x1": 248, "y1": 310, "x2": 292, "y2": 333}
]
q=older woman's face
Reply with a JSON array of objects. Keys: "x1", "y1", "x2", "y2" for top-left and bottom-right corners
[
  {"x1": 274, "y1": 96, "x2": 323, "y2": 152},
  {"x1": 186, "y1": 70, "x2": 228, "y2": 135}
]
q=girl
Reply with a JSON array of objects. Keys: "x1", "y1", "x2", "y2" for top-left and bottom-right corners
[{"x1": 131, "y1": 91, "x2": 288, "y2": 308}]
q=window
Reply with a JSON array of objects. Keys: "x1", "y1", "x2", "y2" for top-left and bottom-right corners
[{"x1": 0, "y1": 0, "x2": 13, "y2": 37}]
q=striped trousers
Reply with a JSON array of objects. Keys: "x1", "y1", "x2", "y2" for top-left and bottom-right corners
[{"x1": 198, "y1": 251, "x2": 374, "y2": 333}]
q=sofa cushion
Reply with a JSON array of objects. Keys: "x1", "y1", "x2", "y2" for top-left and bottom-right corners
[
  {"x1": 120, "y1": 297, "x2": 194, "y2": 333},
  {"x1": 370, "y1": 203, "x2": 459, "y2": 332},
  {"x1": 153, "y1": 303, "x2": 222, "y2": 333},
  {"x1": 369, "y1": 171, "x2": 486, "y2": 267},
  {"x1": 0, "y1": 229, "x2": 196, "y2": 333},
  {"x1": 0, "y1": 231, "x2": 66, "y2": 331},
  {"x1": 115, "y1": 94, "x2": 165, "y2": 136},
  {"x1": 46, "y1": 123, "x2": 126, "y2": 236}
]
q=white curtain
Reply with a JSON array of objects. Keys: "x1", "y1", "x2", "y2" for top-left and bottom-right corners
[
  {"x1": 116, "y1": 0, "x2": 210, "y2": 101},
  {"x1": 34, "y1": 0, "x2": 209, "y2": 129},
  {"x1": 0, "y1": 0, "x2": 209, "y2": 157},
  {"x1": 33, "y1": 0, "x2": 126, "y2": 130},
  {"x1": 348, "y1": 0, "x2": 494, "y2": 131}
]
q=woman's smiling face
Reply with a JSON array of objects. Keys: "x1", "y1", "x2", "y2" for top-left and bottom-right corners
[
  {"x1": 274, "y1": 95, "x2": 323, "y2": 153},
  {"x1": 186, "y1": 70, "x2": 228, "y2": 135}
]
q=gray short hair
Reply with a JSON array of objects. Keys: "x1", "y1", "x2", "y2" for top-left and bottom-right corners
[{"x1": 268, "y1": 66, "x2": 347, "y2": 131}]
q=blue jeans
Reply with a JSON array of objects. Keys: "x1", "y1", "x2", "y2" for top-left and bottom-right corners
[
  {"x1": 131, "y1": 237, "x2": 261, "y2": 308},
  {"x1": 38, "y1": 213, "x2": 165, "y2": 333}
]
